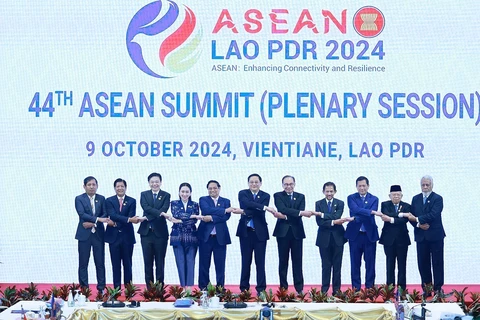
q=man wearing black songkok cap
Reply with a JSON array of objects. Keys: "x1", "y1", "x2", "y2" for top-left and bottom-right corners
[{"x1": 379, "y1": 185, "x2": 411, "y2": 290}]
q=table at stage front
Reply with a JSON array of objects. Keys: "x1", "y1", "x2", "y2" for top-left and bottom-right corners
[{"x1": 0, "y1": 300, "x2": 464, "y2": 320}]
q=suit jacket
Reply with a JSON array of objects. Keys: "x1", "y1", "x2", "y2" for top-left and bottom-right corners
[
  {"x1": 273, "y1": 191, "x2": 306, "y2": 239},
  {"x1": 410, "y1": 192, "x2": 446, "y2": 242},
  {"x1": 104, "y1": 195, "x2": 137, "y2": 245},
  {"x1": 137, "y1": 190, "x2": 171, "y2": 238},
  {"x1": 345, "y1": 192, "x2": 379, "y2": 242},
  {"x1": 170, "y1": 199, "x2": 199, "y2": 246},
  {"x1": 198, "y1": 196, "x2": 232, "y2": 246},
  {"x1": 379, "y1": 200, "x2": 411, "y2": 246},
  {"x1": 315, "y1": 198, "x2": 347, "y2": 247},
  {"x1": 75, "y1": 193, "x2": 107, "y2": 241},
  {"x1": 236, "y1": 189, "x2": 270, "y2": 241}
]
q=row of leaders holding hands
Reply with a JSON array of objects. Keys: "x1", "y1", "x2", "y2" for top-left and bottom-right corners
[{"x1": 74, "y1": 173, "x2": 445, "y2": 297}]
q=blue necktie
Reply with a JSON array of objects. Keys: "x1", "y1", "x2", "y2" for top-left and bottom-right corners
[
  {"x1": 360, "y1": 196, "x2": 366, "y2": 232},
  {"x1": 328, "y1": 201, "x2": 332, "y2": 213},
  {"x1": 423, "y1": 196, "x2": 427, "y2": 204},
  {"x1": 247, "y1": 193, "x2": 256, "y2": 229},
  {"x1": 395, "y1": 204, "x2": 398, "y2": 213}
]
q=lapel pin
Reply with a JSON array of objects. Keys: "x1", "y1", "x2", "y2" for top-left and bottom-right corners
[{"x1": 293, "y1": 198, "x2": 296, "y2": 201}]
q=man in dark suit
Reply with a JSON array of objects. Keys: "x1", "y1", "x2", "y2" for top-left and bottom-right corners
[
  {"x1": 105, "y1": 178, "x2": 142, "y2": 290},
  {"x1": 75, "y1": 176, "x2": 110, "y2": 292},
  {"x1": 137, "y1": 172, "x2": 172, "y2": 288},
  {"x1": 197, "y1": 180, "x2": 241, "y2": 291},
  {"x1": 345, "y1": 176, "x2": 382, "y2": 291},
  {"x1": 273, "y1": 175, "x2": 311, "y2": 294},
  {"x1": 314, "y1": 181, "x2": 351, "y2": 294},
  {"x1": 237, "y1": 173, "x2": 276, "y2": 295},
  {"x1": 379, "y1": 185, "x2": 411, "y2": 290},
  {"x1": 405, "y1": 175, "x2": 445, "y2": 294}
]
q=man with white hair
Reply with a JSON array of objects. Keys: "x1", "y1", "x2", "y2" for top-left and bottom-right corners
[{"x1": 406, "y1": 175, "x2": 446, "y2": 295}]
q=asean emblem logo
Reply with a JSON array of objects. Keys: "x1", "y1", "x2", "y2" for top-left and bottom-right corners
[
  {"x1": 353, "y1": 6, "x2": 385, "y2": 38},
  {"x1": 126, "y1": 0, "x2": 202, "y2": 78}
]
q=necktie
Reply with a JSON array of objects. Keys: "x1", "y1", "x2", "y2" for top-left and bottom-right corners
[
  {"x1": 211, "y1": 198, "x2": 217, "y2": 235},
  {"x1": 328, "y1": 201, "x2": 332, "y2": 213},
  {"x1": 423, "y1": 196, "x2": 427, "y2": 204},
  {"x1": 119, "y1": 198, "x2": 123, "y2": 212},
  {"x1": 90, "y1": 196, "x2": 96, "y2": 214},
  {"x1": 395, "y1": 204, "x2": 398, "y2": 213},
  {"x1": 360, "y1": 196, "x2": 366, "y2": 232},
  {"x1": 90, "y1": 196, "x2": 96, "y2": 233},
  {"x1": 153, "y1": 193, "x2": 157, "y2": 204},
  {"x1": 248, "y1": 194, "x2": 256, "y2": 229}
]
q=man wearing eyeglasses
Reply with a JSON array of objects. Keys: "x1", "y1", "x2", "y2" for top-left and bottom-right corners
[
  {"x1": 236, "y1": 173, "x2": 276, "y2": 295},
  {"x1": 272, "y1": 175, "x2": 312, "y2": 294},
  {"x1": 405, "y1": 175, "x2": 445, "y2": 296}
]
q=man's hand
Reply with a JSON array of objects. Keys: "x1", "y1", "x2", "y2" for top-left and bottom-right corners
[
  {"x1": 372, "y1": 210, "x2": 383, "y2": 216},
  {"x1": 107, "y1": 219, "x2": 115, "y2": 227},
  {"x1": 344, "y1": 217, "x2": 355, "y2": 222},
  {"x1": 202, "y1": 215, "x2": 213, "y2": 222},
  {"x1": 232, "y1": 208, "x2": 244, "y2": 215},
  {"x1": 273, "y1": 212, "x2": 287, "y2": 220},
  {"x1": 82, "y1": 222, "x2": 95, "y2": 229},
  {"x1": 97, "y1": 217, "x2": 110, "y2": 223},
  {"x1": 333, "y1": 218, "x2": 346, "y2": 225},
  {"x1": 265, "y1": 206, "x2": 277, "y2": 214},
  {"x1": 300, "y1": 210, "x2": 313, "y2": 218},
  {"x1": 312, "y1": 211, "x2": 323, "y2": 217},
  {"x1": 419, "y1": 223, "x2": 430, "y2": 230},
  {"x1": 381, "y1": 214, "x2": 392, "y2": 222},
  {"x1": 128, "y1": 216, "x2": 140, "y2": 224},
  {"x1": 406, "y1": 213, "x2": 418, "y2": 222}
]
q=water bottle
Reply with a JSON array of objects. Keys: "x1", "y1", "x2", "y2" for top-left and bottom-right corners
[
  {"x1": 68, "y1": 290, "x2": 74, "y2": 307},
  {"x1": 200, "y1": 291, "x2": 209, "y2": 309}
]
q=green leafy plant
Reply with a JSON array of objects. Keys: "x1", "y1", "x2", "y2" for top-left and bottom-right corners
[
  {"x1": 238, "y1": 289, "x2": 252, "y2": 302},
  {"x1": 206, "y1": 282, "x2": 216, "y2": 297},
  {"x1": 124, "y1": 281, "x2": 140, "y2": 301},
  {"x1": 367, "y1": 285, "x2": 381, "y2": 302},
  {"x1": 221, "y1": 289, "x2": 234, "y2": 302},
  {"x1": 167, "y1": 285, "x2": 184, "y2": 300},
  {"x1": 140, "y1": 281, "x2": 170, "y2": 302},
  {"x1": 406, "y1": 289, "x2": 422, "y2": 303},
  {"x1": 379, "y1": 284, "x2": 396, "y2": 302},
  {"x1": 343, "y1": 288, "x2": 359, "y2": 303},
  {"x1": 18, "y1": 282, "x2": 39, "y2": 301},
  {"x1": 296, "y1": 291, "x2": 308, "y2": 302},
  {"x1": 0, "y1": 286, "x2": 20, "y2": 307},
  {"x1": 58, "y1": 284, "x2": 71, "y2": 300},
  {"x1": 309, "y1": 288, "x2": 328, "y2": 303},
  {"x1": 80, "y1": 286, "x2": 93, "y2": 300},
  {"x1": 353, "y1": 288, "x2": 368, "y2": 303},
  {"x1": 257, "y1": 288, "x2": 275, "y2": 303}
]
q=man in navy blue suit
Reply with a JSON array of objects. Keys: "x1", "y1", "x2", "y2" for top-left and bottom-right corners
[
  {"x1": 137, "y1": 172, "x2": 172, "y2": 288},
  {"x1": 379, "y1": 185, "x2": 411, "y2": 290},
  {"x1": 405, "y1": 175, "x2": 445, "y2": 294},
  {"x1": 314, "y1": 182, "x2": 352, "y2": 294},
  {"x1": 236, "y1": 173, "x2": 276, "y2": 295},
  {"x1": 75, "y1": 176, "x2": 110, "y2": 292},
  {"x1": 197, "y1": 180, "x2": 242, "y2": 291},
  {"x1": 345, "y1": 176, "x2": 382, "y2": 291},
  {"x1": 105, "y1": 178, "x2": 142, "y2": 290},
  {"x1": 273, "y1": 175, "x2": 311, "y2": 294}
]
